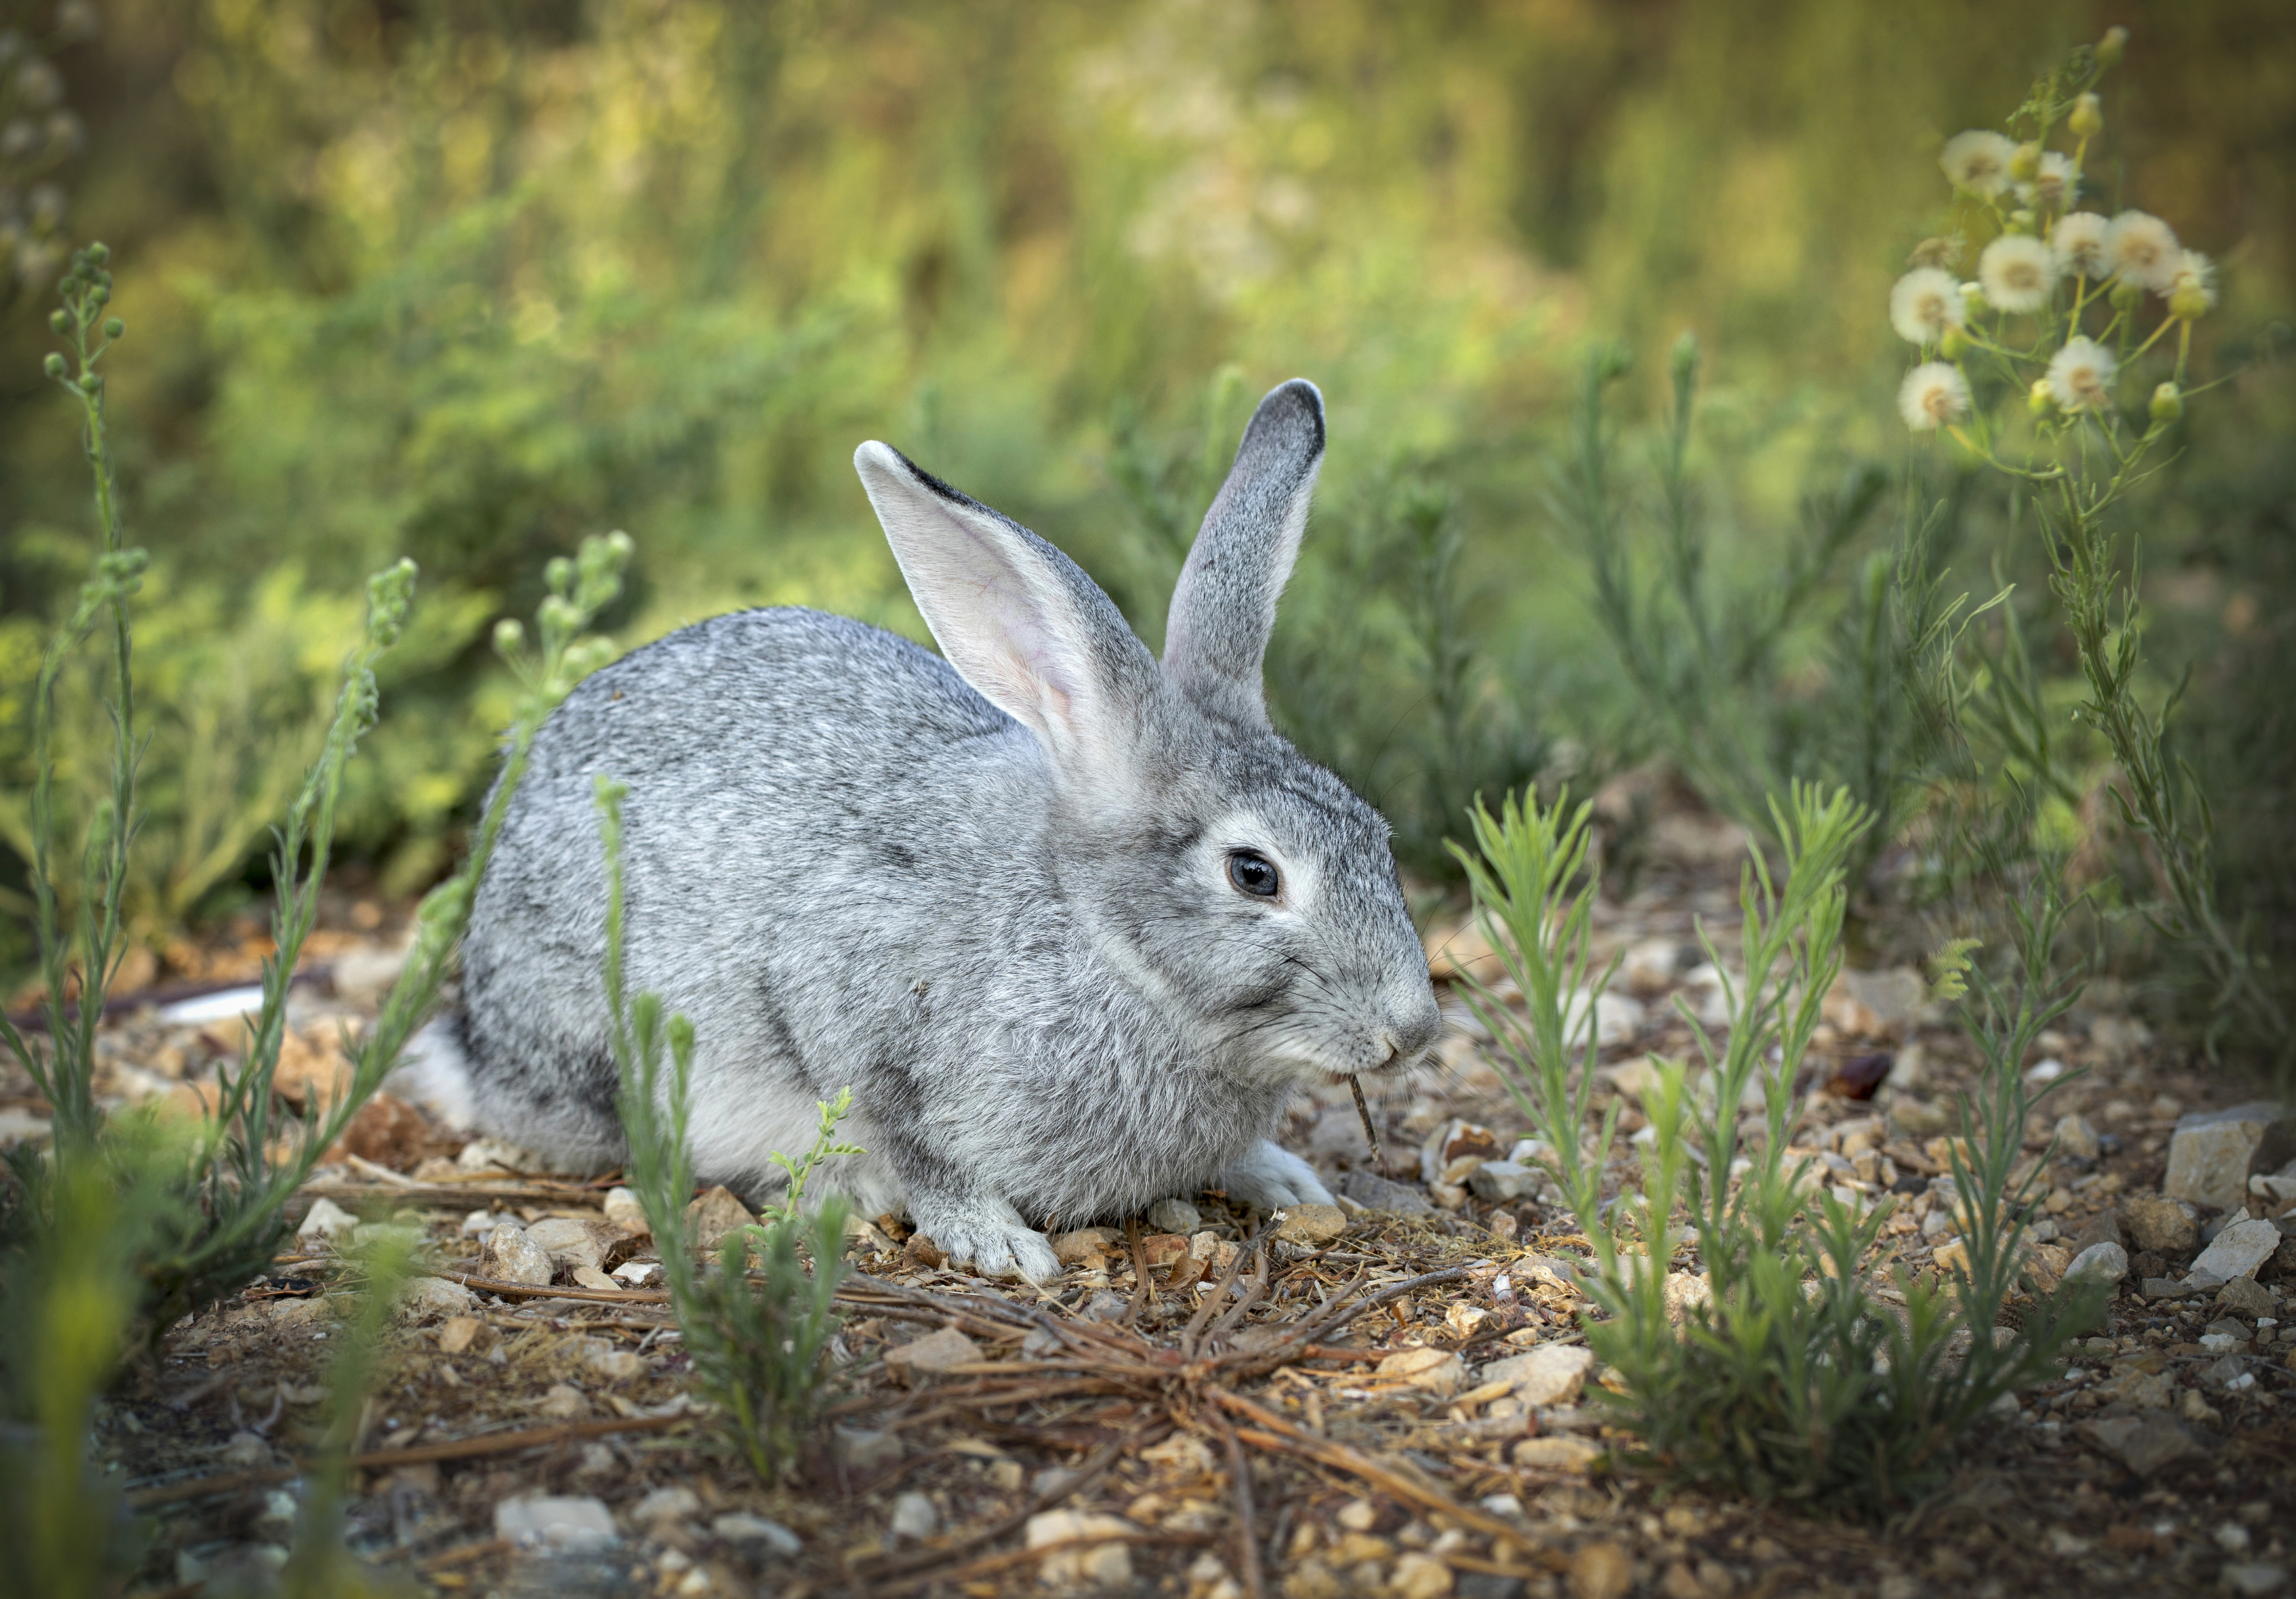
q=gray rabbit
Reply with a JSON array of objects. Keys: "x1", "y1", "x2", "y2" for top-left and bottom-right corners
[{"x1": 417, "y1": 379, "x2": 1440, "y2": 1282}]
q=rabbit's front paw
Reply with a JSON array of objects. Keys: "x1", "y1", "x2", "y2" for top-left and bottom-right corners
[
  {"x1": 1216, "y1": 1140, "x2": 1334, "y2": 1211},
  {"x1": 919, "y1": 1202, "x2": 1062, "y2": 1284}
]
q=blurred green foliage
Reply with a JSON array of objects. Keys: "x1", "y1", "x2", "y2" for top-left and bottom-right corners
[{"x1": 0, "y1": 0, "x2": 2289, "y2": 1047}]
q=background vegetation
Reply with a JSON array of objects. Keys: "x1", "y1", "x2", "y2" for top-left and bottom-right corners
[{"x1": 2, "y1": 0, "x2": 2291, "y2": 1066}]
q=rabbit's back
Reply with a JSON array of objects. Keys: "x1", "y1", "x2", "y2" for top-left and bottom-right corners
[{"x1": 457, "y1": 606, "x2": 1040, "y2": 1182}]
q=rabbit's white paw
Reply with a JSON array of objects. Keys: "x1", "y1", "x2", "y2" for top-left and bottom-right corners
[
  {"x1": 919, "y1": 1202, "x2": 1062, "y2": 1284},
  {"x1": 1217, "y1": 1140, "x2": 1334, "y2": 1211}
]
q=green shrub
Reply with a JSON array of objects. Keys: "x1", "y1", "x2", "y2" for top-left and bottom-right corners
[
  {"x1": 594, "y1": 776, "x2": 857, "y2": 1481},
  {"x1": 1456, "y1": 783, "x2": 2102, "y2": 1510}
]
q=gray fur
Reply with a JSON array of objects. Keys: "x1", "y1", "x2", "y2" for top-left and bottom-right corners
[{"x1": 448, "y1": 379, "x2": 1439, "y2": 1281}]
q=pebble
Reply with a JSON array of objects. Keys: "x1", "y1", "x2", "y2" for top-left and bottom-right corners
[
  {"x1": 2218, "y1": 1277, "x2": 2275, "y2": 1318},
  {"x1": 2076, "y1": 1415, "x2": 2202, "y2": 1475},
  {"x1": 2220, "y1": 1566, "x2": 2289, "y2": 1597},
  {"x1": 2054, "y1": 1113, "x2": 2101, "y2": 1161},
  {"x1": 538, "y1": 1384, "x2": 586, "y2": 1419},
  {"x1": 1272, "y1": 1204, "x2": 1348, "y2": 1246},
  {"x1": 1568, "y1": 1539, "x2": 1633, "y2": 1599},
  {"x1": 1335, "y1": 1171, "x2": 1435, "y2": 1217},
  {"x1": 1391, "y1": 1551, "x2": 1454, "y2": 1599},
  {"x1": 1466, "y1": 1160, "x2": 1534, "y2": 1201},
  {"x1": 1145, "y1": 1197, "x2": 1200, "y2": 1234},
  {"x1": 1512, "y1": 1436, "x2": 1603, "y2": 1471},
  {"x1": 1481, "y1": 1343, "x2": 1595, "y2": 1406},
  {"x1": 710, "y1": 1512, "x2": 801, "y2": 1554},
  {"x1": 525, "y1": 1216, "x2": 608, "y2": 1272},
  {"x1": 295, "y1": 1197, "x2": 358, "y2": 1239},
  {"x1": 632, "y1": 1486, "x2": 699, "y2": 1523},
  {"x1": 495, "y1": 1494, "x2": 619, "y2": 1552},
  {"x1": 436, "y1": 1316, "x2": 486, "y2": 1355},
  {"x1": 1025, "y1": 1510, "x2": 1136, "y2": 1587},
  {"x1": 2192, "y1": 1219, "x2": 2282, "y2": 1282},
  {"x1": 602, "y1": 1186, "x2": 651, "y2": 1235},
  {"x1": 889, "y1": 1492, "x2": 939, "y2": 1541},
  {"x1": 883, "y1": 1327, "x2": 981, "y2": 1385},
  {"x1": 487, "y1": 1224, "x2": 555, "y2": 1287},
  {"x1": 1376, "y1": 1346, "x2": 1466, "y2": 1398},
  {"x1": 400, "y1": 1276, "x2": 476, "y2": 1319},
  {"x1": 682, "y1": 1186, "x2": 756, "y2": 1255},
  {"x1": 2066, "y1": 1241, "x2": 2128, "y2": 1283},
  {"x1": 2165, "y1": 1102, "x2": 2294, "y2": 1211},
  {"x1": 459, "y1": 1136, "x2": 540, "y2": 1174},
  {"x1": 2124, "y1": 1193, "x2": 2199, "y2": 1254}
]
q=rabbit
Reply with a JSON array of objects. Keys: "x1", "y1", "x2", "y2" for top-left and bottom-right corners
[{"x1": 424, "y1": 378, "x2": 1442, "y2": 1282}]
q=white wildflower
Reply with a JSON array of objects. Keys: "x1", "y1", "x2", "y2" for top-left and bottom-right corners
[
  {"x1": 1978, "y1": 234, "x2": 2057, "y2": 315},
  {"x1": 1898, "y1": 363, "x2": 1971, "y2": 432},
  {"x1": 2051, "y1": 212, "x2": 2110, "y2": 279},
  {"x1": 1939, "y1": 131, "x2": 2018, "y2": 198},
  {"x1": 2163, "y1": 250, "x2": 2217, "y2": 318},
  {"x1": 2018, "y1": 152, "x2": 2080, "y2": 215},
  {"x1": 1889, "y1": 268, "x2": 1965, "y2": 346},
  {"x1": 2103, "y1": 211, "x2": 2180, "y2": 292},
  {"x1": 2045, "y1": 337, "x2": 2118, "y2": 412}
]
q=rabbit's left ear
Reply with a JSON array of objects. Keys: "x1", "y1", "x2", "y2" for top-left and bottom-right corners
[
  {"x1": 855, "y1": 442, "x2": 1162, "y2": 783},
  {"x1": 1162, "y1": 379, "x2": 1325, "y2": 729}
]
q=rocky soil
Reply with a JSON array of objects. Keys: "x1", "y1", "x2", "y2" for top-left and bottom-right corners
[{"x1": 12, "y1": 814, "x2": 2293, "y2": 1599}]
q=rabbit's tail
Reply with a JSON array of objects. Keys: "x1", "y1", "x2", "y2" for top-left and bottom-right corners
[{"x1": 386, "y1": 1008, "x2": 480, "y2": 1132}]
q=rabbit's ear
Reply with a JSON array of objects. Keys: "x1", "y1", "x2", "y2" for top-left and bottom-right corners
[
  {"x1": 855, "y1": 442, "x2": 1160, "y2": 778},
  {"x1": 1162, "y1": 379, "x2": 1326, "y2": 728}
]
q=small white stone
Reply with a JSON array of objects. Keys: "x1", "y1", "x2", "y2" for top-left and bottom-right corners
[
  {"x1": 603, "y1": 1186, "x2": 651, "y2": 1235},
  {"x1": 1025, "y1": 1510, "x2": 1136, "y2": 1587},
  {"x1": 487, "y1": 1224, "x2": 555, "y2": 1287},
  {"x1": 1466, "y1": 1160, "x2": 1534, "y2": 1201},
  {"x1": 710, "y1": 1512, "x2": 800, "y2": 1554},
  {"x1": 399, "y1": 1276, "x2": 476, "y2": 1319},
  {"x1": 632, "y1": 1486, "x2": 699, "y2": 1524},
  {"x1": 889, "y1": 1491, "x2": 939, "y2": 1541},
  {"x1": 295, "y1": 1197, "x2": 358, "y2": 1239},
  {"x1": 2066, "y1": 1241, "x2": 2128, "y2": 1283},
  {"x1": 495, "y1": 1495, "x2": 618, "y2": 1552},
  {"x1": 457, "y1": 1136, "x2": 539, "y2": 1174},
  {"x1": 2192, "y1": 1219, "x2": 2282, "y2": 1282}
]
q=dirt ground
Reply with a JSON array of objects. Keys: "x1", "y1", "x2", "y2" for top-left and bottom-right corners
[{"x1": 18, "y1": 795, "x2": 2294, "y2": 1599}]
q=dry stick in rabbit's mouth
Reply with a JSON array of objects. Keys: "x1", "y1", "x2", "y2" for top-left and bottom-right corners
[{"x1": 1346, "y1": 1074, "x2": 1382, "y2": 1167}]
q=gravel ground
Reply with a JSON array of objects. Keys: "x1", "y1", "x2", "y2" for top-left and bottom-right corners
[{"x1": 15, "y1": 811, "x2": 2293, "y2": 1599}]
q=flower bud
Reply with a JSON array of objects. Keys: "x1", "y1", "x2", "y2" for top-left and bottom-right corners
[
  {"x1": 1940, "y1": 325, "x2": 1969, "y2": 361},
  {"x1": 88, "y1": 241, "x2": 109, "y2": 265},
  {"x1": 2108, "y1": 278, "x2": 2142, "y2": 312},
  {"x1": 2010, "y1": 142, "x2": 2041, "y2": 182},
  {"x1": 492, "y1": 617, "x2": 526, "y2": 657},
  {"x1": 48, "y1": 308, "x2": 69, "y2": 335},
  {"x1": 43, "y1": 352, "x2": 66, "y2": 378},
  {"x1": 2148, "y1": 382, "x2": 2182, "y2": 423},
  {"x1": 104, "y1": 317, "x2": 122, "y2": 338},
  {"x1": 1959, "y1": 281, "x2": 1988, "y2": 316},
  {"x1": 2069, "y1": 93, "x2": 2103, "y2": 140},
  {"x1": 2097, "y1": 26, "x2": 2127, "y2": 68},
  {"x1": 2007, "y1": 209, "x2": 2036, "y2": 235},
  {"x1": 2028, "y1": 379, "x2": 2053, "y2": 417},
  {"x1": 2169, "y1": 281, "x2": 2211, "y2": 321},
  {"x1": 77, "y1": 371, "x2": 98, "y2": 392}
]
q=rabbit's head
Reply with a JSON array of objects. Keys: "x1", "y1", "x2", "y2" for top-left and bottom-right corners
[{"x1": 855, "y1": 380, "x2": 1441, "y2": 1094}]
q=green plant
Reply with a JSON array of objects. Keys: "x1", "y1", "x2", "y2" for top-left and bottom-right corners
[
  {"x1": 1551, "y1": 335, "x2": 1904, "y2": 878},
  {"x1": 1455, "y1": 783, "x2": 2101, "y2": 1510},
  {"x1": 594, "y1": 775, "x2": 859, "y2": 1481},
  {"x1": 2, "y1": 243, "x2": 631, "y2": 1321},
  {"x1": 1885, "y1": 37, "x2": 2290, "y2": 1073}
]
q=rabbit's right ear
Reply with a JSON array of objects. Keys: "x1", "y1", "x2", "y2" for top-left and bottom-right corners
[
  {"x1": 1162, "y1": 379, "x2": 1326, "y2": 729},
  {"x1": 855, "y1": 442, "x2": 1161, "y2": 781}
]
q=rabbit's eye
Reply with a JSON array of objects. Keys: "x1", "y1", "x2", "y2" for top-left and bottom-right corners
[{"x1": 1226, "y1": 851, "x2": 1281, "y2": 899}]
